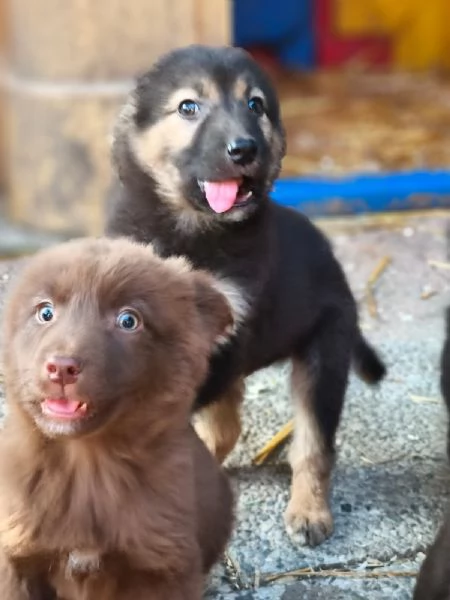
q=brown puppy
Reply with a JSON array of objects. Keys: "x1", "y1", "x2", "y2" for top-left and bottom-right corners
[{"x1": 0, "y1": 237, "x2": 234, "y2": 600}]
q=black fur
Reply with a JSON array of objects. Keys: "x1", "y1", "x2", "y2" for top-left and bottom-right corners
[
  {"x1": 414, "y1": 508, "x2": 450, "y2": 600},
  {"x1": 108, "y1": 186, "x2": 385, "y2": 444},
  {"x1": 442, "y1": 308, "x2": 450, "y2": 457},
  {"x1": 106, "y1": 45, "x2": 386, "y2": 544},
  {"x1": 412, "y1": 310, "x2": 450, "y2": 597}
]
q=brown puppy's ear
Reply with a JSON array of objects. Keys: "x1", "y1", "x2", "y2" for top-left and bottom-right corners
[{"x1": 192, "y1": 273, "x2": 234, "y2": 346}]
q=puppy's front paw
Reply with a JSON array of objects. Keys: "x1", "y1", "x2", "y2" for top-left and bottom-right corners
[{"x1": 284, "y1": 500, "x2": 333, "y2": 547}]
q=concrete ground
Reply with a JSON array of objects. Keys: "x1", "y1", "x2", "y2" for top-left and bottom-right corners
[{"x1": 0, "y1": 210, "x2": 449, "y2": 599}]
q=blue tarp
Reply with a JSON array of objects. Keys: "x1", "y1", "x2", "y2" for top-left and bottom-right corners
[{"x1": 271, "y1": 170, "x2": 450, "y2": 216}]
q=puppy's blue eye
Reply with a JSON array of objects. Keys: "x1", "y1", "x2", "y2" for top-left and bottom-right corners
[
  {"x1": 116, "y1": 310, "x2": 141, "y2": 331},
  {"x1": 248, "y1": 97, "x2": 264, "y2": 116},
  {"x1": 178, "y1": 100, "x2": 200, "y2": 119},
  {"x1": 36, "y1": 302, "x2": 55, "y2": 324}
]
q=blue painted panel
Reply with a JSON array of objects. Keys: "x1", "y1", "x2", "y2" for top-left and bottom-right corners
[
  {"x1": 233, "y1": 0, "x2": 316, "y2": 69},
  {"x1": 271, "y1": 171, "x2": 450, "y2": 216}
]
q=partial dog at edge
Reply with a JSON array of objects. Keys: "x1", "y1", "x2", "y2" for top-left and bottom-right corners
[
  {"x1": 413, "y1": 308, "x2": 450, "y2": 599},
  {"x1": 414, "y1": 506, "x2": 450, "y2": 600},
  {"x1": 106, "y1": 44, "x2": 387, "y2": 547},
  {"x1": 0, "y1": 237, "x2": 234, "y2": 600},
  {"x1": 442, "y1": 307, "x2": 450, "y2": 456}
]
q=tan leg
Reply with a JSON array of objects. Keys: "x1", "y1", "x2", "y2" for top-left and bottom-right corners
[
  {"x1": 284, "y1": 359, "x2": 334, "y2": 547},
  {"x1": 193, "y1": 379, "x2": 244, "y2": 464}
]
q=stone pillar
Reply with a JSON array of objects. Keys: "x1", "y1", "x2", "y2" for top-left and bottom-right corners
[
  {"x1": 0, "y1": 0, "x2": 7, "y2": 190},
  {"x1": 4, "y1": 0, "x2": 230, "y2": 235}
]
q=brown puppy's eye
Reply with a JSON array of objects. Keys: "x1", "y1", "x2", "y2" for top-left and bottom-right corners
[
  {"x1": 116, "y1": 309, "x2": 141, "y2": 332},
  {"x1": 178, "y1": 100, "x2": 200, "y2": 119},
  {"x1": 36, "y1": 302, "x2": 55, "y2": 324},
  {"x1": 248, "y1": 97, "x2": 264, "y2": 116}
]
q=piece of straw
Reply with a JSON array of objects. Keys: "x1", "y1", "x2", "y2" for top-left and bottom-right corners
[
  {"x1": 252, "y1": 420, "x2": 294, "y2": 466},
  {"x1": 366, "y1": 256, "x2": 391, "y2": 318}
]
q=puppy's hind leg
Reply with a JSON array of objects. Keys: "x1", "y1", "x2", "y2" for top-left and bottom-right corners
[
  {"x1": 193, "y1": 378, "x2": 244, "y2": 464},
  {"x1": 285, "y1": 313, "x2": 353, "y2": 547}
]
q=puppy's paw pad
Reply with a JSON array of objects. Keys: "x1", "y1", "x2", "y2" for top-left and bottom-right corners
[{"x1": 284, "y1": 503, "x2": 333, "y2": 547}]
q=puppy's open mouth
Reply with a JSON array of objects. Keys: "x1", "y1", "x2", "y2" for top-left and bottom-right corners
[
  {"x1": 41, "y1": 397, "x2": 88, "y2": 421},
  {"x1": 198, "y1": 178, "x2": 254, "y2": 214}
]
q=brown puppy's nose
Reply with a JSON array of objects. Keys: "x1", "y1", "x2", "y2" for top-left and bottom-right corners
[
  {"x1": 227, "y1": 138, "x2": 257, "y2": 166},
  {"x1": 46, "y1": 356, "x2": 81, "y2": 385}
]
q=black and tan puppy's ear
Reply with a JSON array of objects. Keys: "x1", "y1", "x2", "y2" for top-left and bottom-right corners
[{"x1": 192, "y1": 273, "x2": 234, "y2": 346}]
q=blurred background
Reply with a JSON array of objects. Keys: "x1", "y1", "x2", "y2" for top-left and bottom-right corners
[{"x1": 1, "y1": 0, "x2": 450, "y2": 251}]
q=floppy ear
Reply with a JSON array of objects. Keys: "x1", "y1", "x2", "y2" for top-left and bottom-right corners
[{"x1": 192, "y1": 273, "x2": 234, "y2": 346}]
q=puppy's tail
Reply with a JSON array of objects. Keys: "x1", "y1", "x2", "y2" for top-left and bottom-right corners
[{"x1": 352, "y1": 330, "x2": 386, "y2": 385}]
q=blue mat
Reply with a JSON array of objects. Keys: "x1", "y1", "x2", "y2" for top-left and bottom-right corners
[{"x1": 271, "y1": 170, "x2": 450, "y2": 216}]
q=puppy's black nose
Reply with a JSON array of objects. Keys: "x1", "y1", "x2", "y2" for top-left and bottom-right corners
[
  {"x1": 227, "y1": 138, "x2": 257, "y2": 166},
  {"x1": 46, "y1": 356, "x2": 82, "y2": 385}
]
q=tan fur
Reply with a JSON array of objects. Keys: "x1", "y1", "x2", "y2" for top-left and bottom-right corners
[
  {"x1": 130, "y1": 110, "x2": 218, "y2": 233},
  {"x1": 132, "y1": 115, "x2": 196, "y2": 207},
  {"x1": 193, "y1": 378, "x2": 244, "y2": 463},
  {"x1": 284, "y1": 359, "x2": 334, "y2": 546},
  {"x1": 198, "y1": 78, "x2": 220, "y2": 102},
  {"x1": 260, "y1": 113, "x2": 273, "y2": 143},
  {"x1": 268, "y1": 128, "x2": 285, "y2": 185},
  {"x1": 233, "y1": 77, "x2": 248, "y2": 100},
  {"x1": 124, "y1": 85, "x2": 212, "y2": 230},
  {"x1": 284, "y1": 454, "x2": 333, "y2": 544},
  {"x1": 0, "y1": 237, "x2": 234, "y2": 599},
  {"x1": 130, "y1": 82, "x2": 218, "y2": 220}
]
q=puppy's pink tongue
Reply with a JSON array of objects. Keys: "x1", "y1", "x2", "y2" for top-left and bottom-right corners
[
  {"x1": 203, "y1": 181, "x2": 239, "y2": 213},
  {"x1": 43, "y1": 398, "x2": 83, "y2": 417}
]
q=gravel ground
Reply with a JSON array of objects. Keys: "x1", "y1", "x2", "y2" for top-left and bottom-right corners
[{"x1": 0, "y1": 210, "x2": 449, "y2": 599}]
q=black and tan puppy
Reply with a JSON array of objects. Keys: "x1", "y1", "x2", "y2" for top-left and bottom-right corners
[
  {"x1": 106, "y1": 44, "x2": 386, "y2": 547},
  {"x1": 0, "y1": 237, "x2": 234, "y2": 600}
]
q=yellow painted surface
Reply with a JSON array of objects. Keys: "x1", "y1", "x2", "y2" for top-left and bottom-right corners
[{"x1": 336, "y1": 0, "x2": 450, "y2": 70}]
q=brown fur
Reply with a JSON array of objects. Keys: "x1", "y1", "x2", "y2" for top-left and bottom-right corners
[{"x1": 0, "y1": 237, "x2": 234, "y2": 599}]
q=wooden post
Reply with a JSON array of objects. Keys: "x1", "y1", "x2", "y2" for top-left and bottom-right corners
[
  {"x1": 0, "y1": 0, "x2": 7, "y2": 191},
  {"x1": 4, "y1": 0, "x2": 231, "y2": 235}
]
